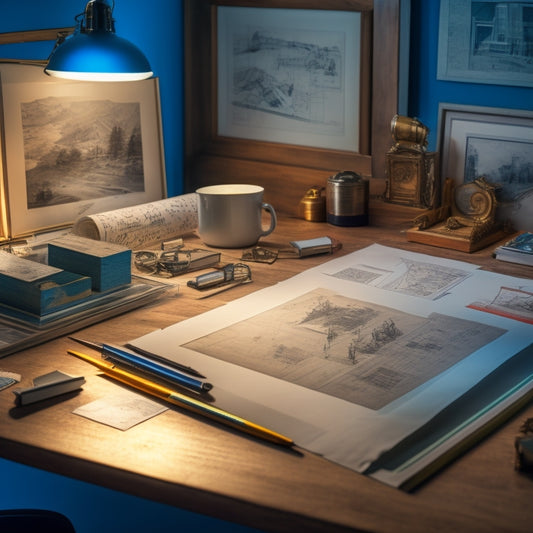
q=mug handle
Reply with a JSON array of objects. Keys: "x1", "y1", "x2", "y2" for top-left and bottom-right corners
[{"x1": 260, "y1": 203, "x2": 277, "y2": 237}]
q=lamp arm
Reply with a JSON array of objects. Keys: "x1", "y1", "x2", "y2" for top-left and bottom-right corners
[
  {"x1": 0, "y1": 28, "x2": 75, "y2": 46},
  {"x1": 0, "y1": 59, "x2": 47, "y2": 67},
  {"x1": 0, "y1": 27, "x2": 74, "y2": 64}
]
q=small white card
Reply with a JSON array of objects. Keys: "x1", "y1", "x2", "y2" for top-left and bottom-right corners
[{"x1": 74, "y1": 390, "x2": 167, "y2": 431}]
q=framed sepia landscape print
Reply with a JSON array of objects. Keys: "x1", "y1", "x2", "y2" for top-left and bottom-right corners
[{"x1": 0, "y1": 64, "x2": 166, "y2": 241}]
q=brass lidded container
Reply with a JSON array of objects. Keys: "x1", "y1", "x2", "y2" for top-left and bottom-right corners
[{"x1": 297, "y1": 186, "x2": 326, "y2": 222}]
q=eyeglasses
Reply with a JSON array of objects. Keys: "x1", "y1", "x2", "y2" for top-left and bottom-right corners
[{"x1": 134, "y1": 249, "x2": 194, "y2": 277}]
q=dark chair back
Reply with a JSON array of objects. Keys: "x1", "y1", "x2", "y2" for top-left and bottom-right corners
[{"x1": 0, "y1": 509, "x2": 76, "y2": 533}]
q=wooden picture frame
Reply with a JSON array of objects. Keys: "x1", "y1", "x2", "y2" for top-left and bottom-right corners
[
  {"x1": 185, "y1": 0, "x2": 404, "y2": 215},
  {"x1": 216, "y1": 7, "x2": 365, "y2": 154}
]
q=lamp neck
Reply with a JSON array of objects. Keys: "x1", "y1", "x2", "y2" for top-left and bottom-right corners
[{"x1": 82, "y1": 0, "x2": 115, "y2": 33}]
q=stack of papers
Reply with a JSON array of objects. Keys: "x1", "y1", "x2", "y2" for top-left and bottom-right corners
[
  {"x1": 130, "y1": 244, "x2": 533, "y2": 489},
  {"x1": 48, "y1": 234, "x2": 132, "y2": 291}
]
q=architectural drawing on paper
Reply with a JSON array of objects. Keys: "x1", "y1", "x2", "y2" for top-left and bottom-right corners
[
  {"x1": 184, "y1": 288, "x2": 505, "y2": 410},
  {"x1": 231, "y1": 28, "x2": 344, "y2": 128},
  {"x1": 379, "y1": 259, "x2": 471, "y2": 298},
  {"x1": 439, "y1": 0, "x2": 533, "y2": 87},
  {"x1": 447, "y1": 1, "x2": 533, "y2": 78},
  {"x1": 22, "y1": 98, "x2": 144, "y2": 209},
  {"x1": 332, "y1": 258, "x2": 472, "y2": 299},
  {"x1": 464, "y1": 136, "x2": 533, "y2": 203},
  {"x1": 331, "y1": 265, "x2": 387, "y2": 285},
  {"x1": 469, "y1": 286, "x2": 533, "y2": 325}
]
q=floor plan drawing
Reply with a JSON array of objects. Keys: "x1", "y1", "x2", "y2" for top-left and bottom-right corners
[
  {"x1": 330, "y1": 265, "x2": 389, "y2": 285},
  {"x1": 332, "y1": 257, "x2": 472, "y2": 299}
]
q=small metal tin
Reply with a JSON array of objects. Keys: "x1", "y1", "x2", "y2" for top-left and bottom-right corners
[
  {"x1": 297, "y1": 186, "x2": 326, "y2": 222},
  {"x1": 326, "y1": 171, "x2": 369, "y2": 227}
]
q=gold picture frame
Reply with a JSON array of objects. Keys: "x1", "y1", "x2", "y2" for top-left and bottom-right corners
[{"x1": 0, "y1": 63, "x2": 166, "y2": 242}]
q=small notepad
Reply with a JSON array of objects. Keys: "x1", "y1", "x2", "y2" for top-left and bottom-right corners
[{"x1": 74, "y1": 390, "x2": 167, "y2": 430}]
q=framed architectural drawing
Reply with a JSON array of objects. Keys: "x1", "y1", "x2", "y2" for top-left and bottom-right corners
[
  {"x1": 0, "y1": 63, "x2": 166, "y2": 241},
  {"x1": 217, "y1": 7, "x2": 363, "y2": 153},
  {"x1": 438, "y1": 0, "x2": 533, "y2": 87},
  {"x1": 438, "y1": 103, "x2": 533, "y2": 231},
  {"x1": 184, "y1": 1, "x2": 407, "y2": 212}
]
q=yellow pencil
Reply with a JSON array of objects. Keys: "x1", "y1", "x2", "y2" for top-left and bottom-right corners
[{"x1": 68, "y1": 349, "x2": 294, "y2": 447}]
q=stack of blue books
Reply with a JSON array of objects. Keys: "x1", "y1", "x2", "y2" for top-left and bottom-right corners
[
  {"x1": 48, "y1": 234, "x2": 132, "y2": 291},
  {"x1": 0, "y1": 251, "x2": 92, "y2": 315},
  {"x1": 493, "y1": 232, "x2": 533, "y2": 267}
]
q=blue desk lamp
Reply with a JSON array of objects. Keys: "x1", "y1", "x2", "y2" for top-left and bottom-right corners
[{"x1": 45, "y1": 0, "x2": 152, "y2": 81}]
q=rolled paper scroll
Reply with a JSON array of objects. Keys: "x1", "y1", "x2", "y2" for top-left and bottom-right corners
[{"x1": 72, "y1": 194, "x2": 198, "y2": 249}]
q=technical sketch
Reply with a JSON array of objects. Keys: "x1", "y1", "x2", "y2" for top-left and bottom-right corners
[
  {"x1": 464, "y1": 136, "x2": 533, "y2": 204},
  {"x1": 332, "y1": 258, "x2": 471, "y2": 299},
  {"x1": 438, "y1": 0, "x2": 533, "y2": 87},
  {"x1": 231, "y1": 28, "x2": 344, "y2": 128},
  {"x1": 216, "y1": 7, "x2": 361, "y2": 151},
  {"x1": 379, "y1": 259, "x2": 471, "y2": 298},
  {"x1": 331, "y1": 265, "x2": 389, "y2": 285},
  {"x1": 184, "y1": 288, "x2": 505, "y2": 410},
  {"x1": 468, "y1": 286, "x2": 533, "y2": 325}
]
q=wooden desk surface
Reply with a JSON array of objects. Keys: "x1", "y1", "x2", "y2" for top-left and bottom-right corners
[{"x1": 1, "y1": 209, "x2": 533, "y2": 533}]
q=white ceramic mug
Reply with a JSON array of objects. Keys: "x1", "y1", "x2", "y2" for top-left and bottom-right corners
[{"x1": 196, "y1": 184, "x2": 277, "y2": 248}]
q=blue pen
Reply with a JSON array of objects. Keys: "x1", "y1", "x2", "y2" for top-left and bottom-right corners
[{"x1": 69, "y1": 337, "x2": 212, "y2": 393}]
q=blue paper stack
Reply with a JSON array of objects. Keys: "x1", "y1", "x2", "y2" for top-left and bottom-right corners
[
  {"x1": 48, "y1": 235, "x2": 132, "y2": 292},
  {"x1": 0, "y1": 251, "x2": 92, "y2": 315}
]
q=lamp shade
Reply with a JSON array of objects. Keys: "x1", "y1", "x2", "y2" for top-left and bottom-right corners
[{"x1": 45, "y1": 0, "x2": 153, "y2": 82}]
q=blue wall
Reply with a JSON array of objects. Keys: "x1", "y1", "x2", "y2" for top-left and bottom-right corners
[{"x1": 1, "y1": 1, "x2": 532, "y2": 531}]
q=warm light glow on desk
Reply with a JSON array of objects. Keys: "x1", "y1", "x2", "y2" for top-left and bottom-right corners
[{"x1": 45, "y1": 0, "x2": 152, "y2": 82}]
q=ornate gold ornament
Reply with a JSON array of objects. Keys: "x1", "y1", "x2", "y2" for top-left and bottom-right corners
[{"x1": 385, "y1": 115, "x2": 438, "y2": 209}]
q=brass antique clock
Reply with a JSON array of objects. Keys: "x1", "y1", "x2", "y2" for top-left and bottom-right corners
[{"x1": 385, "y1": 115, "x2": 438, "y2": 209}]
